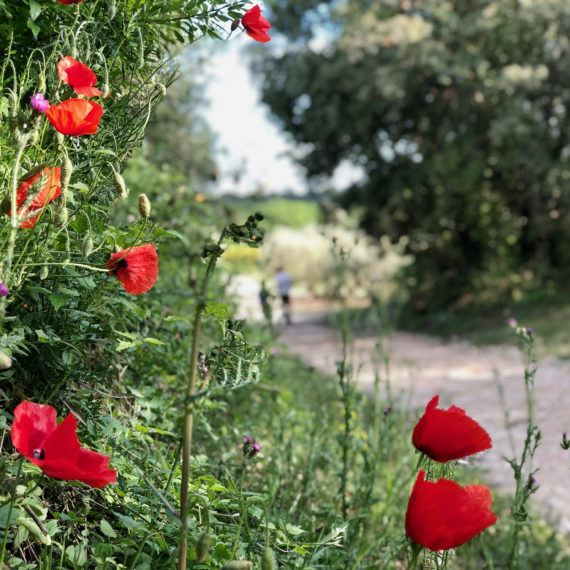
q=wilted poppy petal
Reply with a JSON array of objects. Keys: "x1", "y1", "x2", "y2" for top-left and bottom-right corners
[
  {"x1": 405, "y1": 470, "x2": 497, "y2": 551},
  {"x1": 107, "y1": 244, "x2": 159, "y2": 295},
  {"x1": 412, "y1": 395, "x2": 492, "y2": 462},
  {"x1": 57, "y1": 57, "x2": 103, "y2": 97},
  {"x1": 46, "y1": 98, "x2": 103, "y2": 136},
  {"x1": 10, "y1": 401, "x2": 57, "y2": 458},
  {"x1": 242, "y1": 4, "x2": 271, "y2": 42}
]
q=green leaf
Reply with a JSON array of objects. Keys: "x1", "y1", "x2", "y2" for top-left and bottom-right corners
[
  {"x1": 116, "y1": 339, "x2": 139, "y2": 352},
  {"x1": 204, "y1": 302, "x2": 231, "y2": 319},
  {"x1": 29, "y1": 0, "x2": 41, "y2": 20},
  {"x1": 26, "y1": 18, "x2": 40, "y2": 38},
  {"x1": 143, "y1": 337, "x2": 165, "y2": 345},
  {"x1": 99, "y1": 518, "x2": 117, "y2": 538},
  {"x1": 285, "y1": 523, "x2": 305, "y2": 536},
  {"x1": 48, "y1": 293, "x2": 69, "y2": 311}
]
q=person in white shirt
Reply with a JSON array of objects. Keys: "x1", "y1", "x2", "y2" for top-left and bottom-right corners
[{"x1": 274, "y1": 267, "x2": 293, "y2": 324}]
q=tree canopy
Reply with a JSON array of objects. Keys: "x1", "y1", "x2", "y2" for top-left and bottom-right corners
[{"x1": 260, "y1": 0, "x2": 570, "y2": 308}]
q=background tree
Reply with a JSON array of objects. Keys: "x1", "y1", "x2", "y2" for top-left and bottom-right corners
[{"x1": 260, "y1": 0, "x2": 570, "y2": 310}]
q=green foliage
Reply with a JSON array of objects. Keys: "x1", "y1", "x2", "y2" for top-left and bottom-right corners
[{"x1": 258, "y1": 0, "x2": 570, "y2": 310}]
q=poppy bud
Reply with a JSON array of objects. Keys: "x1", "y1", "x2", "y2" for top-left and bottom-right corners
[
  {"x1": 101, "y1": 83, "x2": 111, "y2": 98},
  {"x1": 231, "y1": 18, "x2": 241, "y2": 31},
  {"x1": 40, "y1": 266, "x2": 49, "y2": 280},
  {"x1": 155, "y1": 82, "x2": 167, "y2": 97},
  {"x1": 108, "y1": 0, "x2": 117, "y2": 19},
  {"x1": 222, "y1": 562, "x2": 253, "y2": 570},
  {"x1": 61, "y1": 156, "x2": 73, "y2": 192},
  {"x1": 261, "y1": 547, "x2": 275, "y2": 570},
  {"x1": 195, "y1": 532, "x2": 212, "y2": 563},
  {"x1": 83, "y1": 237, "x2": 94, "y2": 258},
  {"x1": 0, "y1": 350, "x2": 12, "y2": 370},
  {"x1": 56, "y1": 132, "x2": 65, "y2": 146},
  {"x1": 111, "y1": 166, "x2": 128, "y2": 199},
  {"x1": 138, "y1": 193, "x2": 151, "y2": 218},
  {"x1": 54, "y1": 205, "x2": 68, "y2": 227}
]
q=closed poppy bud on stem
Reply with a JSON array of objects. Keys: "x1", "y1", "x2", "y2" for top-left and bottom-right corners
[
  {"x1": 231, "y1": 18, "x2": 240, "y2": 32},
  {"x1": 82, "y1": 237, "x2": 94, "y2": 258},
  {"x1": 222, "y1": 562, "x2": 253, "y2": 570},
  {"x1": 412, "y1": 395, "x2": 491, "y2": 462},
  {"x1": 0, "y1": 350, "x2": 12, "y2": 370},
  {"x1": 138, "y1": 193, "x2": 151, "y2": 218},
  {"x1": 61, "y1": 155, "x2": 73, "y2": 192},
  {"x1": 40, "y1": 266, "x2": 49, "y2": 280},
  {"x1": 110, "y1": 165, "x2": 128, "y2": 199},
  {"x1": 195, "y1": 532, "x2": 212, "y2": 563},
  {"x1": 261, "y1": 547, "x2": 275, "y2": 570}
]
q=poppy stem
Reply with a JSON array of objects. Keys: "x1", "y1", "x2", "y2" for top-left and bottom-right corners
[
  {"x1": 177, "y1": 250, "x2": 219, "y2": 570},
  {"x1": 0, "y1": 457, "x2": 23, "y2": 568},
  {"x1": 23, "y1": 261, "x2": 111, "y2": 272}
]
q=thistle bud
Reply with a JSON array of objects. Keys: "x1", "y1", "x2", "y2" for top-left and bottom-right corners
[
  {"x1": 261, "y1": 547, "x2": 275, "y2": 570},
  {"x1": 83, "y1": 237, "x2": 94, "y2": 258},
  {"x1": 138, "y1": 193, "x2": 151, "y2": 218},
  {"x1": 0, "y1": 350, "x2": 13, "y2": 370},
  {"x1": 61, "y1": 156, "x2": 73, "y2": 192},
  {"x1": 111, "y1": 165, "x2": 128, "y2": 199},
  {"x1": 195, "y1": 533, "x2": 212, "y2": 563},
  {"x1": 222, "y1": 562, "x2": 253, "y2": 570},
  {"x1": 39, "y1": 266, "x2": 49, "y2": 280}
]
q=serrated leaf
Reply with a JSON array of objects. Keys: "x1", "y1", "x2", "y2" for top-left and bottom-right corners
[
  {"x1": 285, "y1": 523, "x2": 305, "y2": 536},
  {"x1": 99, "y1": 518, "x2": 117, "y2": 538},
  {"x1": 29, "y1": 0, "x2": 41, "y2": 20},
  {"x1": 143, "y1": 337, "x2": 165, "y2": 345},
  {"x1": 204, "y1": 302, "x2": 231, "y2": 319},
  {"x1": 48, "y1": 293, "x2": 69, "y2": 311},
  {"x1": 116, "y1": 340, "x2": 139, "y2": 352}
]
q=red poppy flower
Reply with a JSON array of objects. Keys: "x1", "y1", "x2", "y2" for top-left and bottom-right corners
[
  {"x1": 57, "y1": 56, "x2": 102, "y2": 97},
  {"x1": 107, "y1": 244, "x2": 158, "y2": 295},
  {"x1": 242, "y1": 5, "x2": 271, "y2": 43},
  {"x1": 405, "y1": 470, "x2": 497, "y2": 551},
  {"x1": 412, "y1": 395, "x2": 491, "y2": 462},
  {"x1": 46, "y1": 98, "x2": 103, "y2": 136},
  {"x1": 10, "y1": 167, "x2": 62, "y2": 228},
  {"x1": 57, "y1": 0, "x2": 86, "y2": 4},
  {"x1": 10, "y1": 401, "x2": 116, "y2": 488}
]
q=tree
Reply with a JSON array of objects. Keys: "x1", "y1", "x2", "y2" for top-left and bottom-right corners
[{"x1": 259, "y1": 0, "x2": 570, "y2": 309}]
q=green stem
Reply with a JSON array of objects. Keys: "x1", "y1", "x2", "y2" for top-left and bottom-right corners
[
  {"x1": 177, "y1": 251, "x2": 219, "y2": 570},
  {"x1": 0, "y1": 457, "x2": 23, "y2": 567}
]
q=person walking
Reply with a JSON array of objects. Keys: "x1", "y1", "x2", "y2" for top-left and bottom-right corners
[{"x1": 275, "y1": 267, "x2": 293, "y2": 324}]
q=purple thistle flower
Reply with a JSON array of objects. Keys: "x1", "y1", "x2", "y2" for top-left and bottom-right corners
[
  {"x1": 243, "y1": 436, "x2": 253, "y2": 444},
  {"x1": 253, "y1": 442, "x2": 261, "y2": 452},
  {"x1": 30, "y1": 93, "x2": 49, "y2": 113},
  {"x1": 507, "y1": 317, "x2": 517, "y2": 327},
  {"x1": 383, "y1": 406, "x2": 392, "y2": 416},
  {"x1": 0, "y1": 283, "x2": 9, "y2": 297}
]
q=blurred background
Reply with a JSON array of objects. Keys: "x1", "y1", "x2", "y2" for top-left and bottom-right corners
[{"x1": 123, "y1": 0, "x2": 570, "y2": 357}]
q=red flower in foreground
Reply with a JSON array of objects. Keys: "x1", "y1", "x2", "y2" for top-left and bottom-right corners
[
  {"x1": 242, "y1": 5, "x2": 271, "y2": 43},
  {"x1": 107, "y1": 244, "x2": 158, "y2": 295},
  {"x1": 57, "y1": 56, "x2": 102, "y2": 97},
  {"x1": 412, "y1": 395, "x2": 491, "y2": 462},
  {"x1": 46, "y1": 98, "x2": 103, "y2": 136},
  {"x1": 11, "y1": 401, "x2": 116, "y2": 488},
  {"x1": 10, "y1": 167, "x2": 62, "y2": 228},
  {"x1": 405, "y1": 470, "x2": 497, "y2": 551}
]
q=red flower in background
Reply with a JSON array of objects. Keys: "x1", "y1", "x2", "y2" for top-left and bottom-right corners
[
  {"x1": 46, "y1": 98, "x2": 103, "y2": 136},
  {"x1": 10, "y1": 167, "x2": 62, "y2": 228},
  {"x1": 107, "y1": 244, "x2": 158, "y2": 295},
  {"x1": 11, "y1": 401, "x2": 116, "y2": 488},
  {"x1": 57, "y1": 56, "x2": 102, "y2": 97},
  {"x1": 412, "y1": 395, "x2": 491, "y2": 462},
  {"x1": 242, "y1": 5, "x2": 271, "y2": 42},
  {"x1": 57, "y1": 0, "x2": 86, "y2": 4},
  {"x1": 405, "y1": 470, "x2": 497, "y2": 551}
]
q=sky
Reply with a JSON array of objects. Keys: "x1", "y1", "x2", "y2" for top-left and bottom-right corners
[{"x1": 201, "y1": 38, "x2": 307, "y2": 196}]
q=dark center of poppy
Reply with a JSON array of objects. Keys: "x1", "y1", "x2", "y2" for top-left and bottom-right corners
[
  {"x1": 110, "y1": 258, "x2": 128, "y2": 275},
  {"x1": 32, "y1": 448, "x2": 45, "y2": 460}
]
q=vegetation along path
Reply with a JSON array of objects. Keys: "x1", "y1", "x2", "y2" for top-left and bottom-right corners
[{"x1": 275, "y1": 311, "x2": 570, "y2": 533}]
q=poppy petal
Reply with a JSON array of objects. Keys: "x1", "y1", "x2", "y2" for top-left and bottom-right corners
[
  {"x1": 107, "y1": 244, "x2": 159, "y2": 295},
  {"x1": 242, "y1": 4, "x2": 271, "y2": 42},
  {"x1": 46, "y1": 99, "x2": 103, "y2": 136},
  {"x1": 412, "y1": 395, "x2": 492, "y2": 462},
  {"x1": 11, "y1": 401, "x2": 57, "y2": 458}
]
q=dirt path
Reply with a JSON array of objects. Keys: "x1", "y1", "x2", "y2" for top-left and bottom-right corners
[
  {"x1": 230, "y1": 277, "x2": 570, "y2": 531},
  {"x1": 276, "y1": 314, "x2": 570, "y2": 532}
]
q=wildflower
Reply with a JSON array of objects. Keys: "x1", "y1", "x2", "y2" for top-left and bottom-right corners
[
  {"x1": 508, "y1": 317, "x2": 517, "y2": 327},
  {"x1": 46, "y1": 98, "x2": 103, "y2": 136},
  {"x1": 9, "y1": 167, "x2": 62, "y2": 229},
  {"x1": 30, "y1": 93, "x2": 49, "y2": 113},
  {"x1": 242, "y1": 5, "x2": 271, "y2": 43},
  {"x1": 57, "y1": 56, "x2": 103, "y2": 97},
  {"x1": 10, "y1": 400, "x2": 116, "y2": 488},
  {"x1": 242, "y1": 436, "x2": 262, "y2": 458},
  {"x1": 405, "y1": 470, "x2": 497, "y2": 551},
  {"x1": 107, "y1": 244, "x2": 158, "y2": 295},
  {"x1": 412, "y1": 395, "x2": 491, "y2": 462},
  {"x1": 57, "y1": 0, "x2": 86, "y2": 4},
  {"x1": 383, "y1": 406, "x2": 392, "y2": 416},
  {"x1": 0, "y1": 283, "x2": 9, "y2": 296}
]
